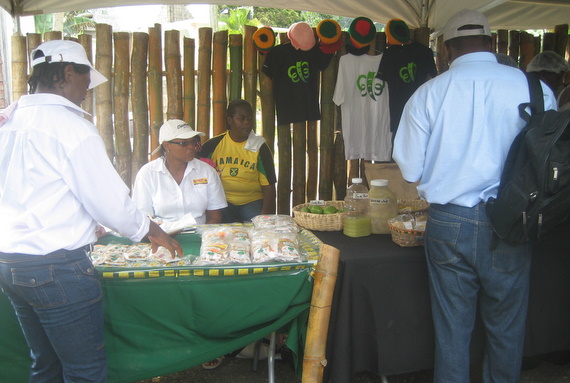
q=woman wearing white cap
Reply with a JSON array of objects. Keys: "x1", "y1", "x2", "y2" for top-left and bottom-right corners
[
  {"x1": 0, "y1": 40, "x2": 183, "y2": 382},
  {"x1": 132, "y1": 119, "x2": 228, "y2": 225}
]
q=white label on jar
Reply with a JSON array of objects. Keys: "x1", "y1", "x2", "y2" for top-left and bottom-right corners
[
  {"x1": 354, "y1": 193, "x2": 369, "y2": 199},
  {"x1": 370, "y1": 198, "x2": 390, "y2": 204}
]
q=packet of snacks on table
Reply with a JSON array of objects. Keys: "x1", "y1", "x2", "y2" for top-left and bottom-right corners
[
  {"x1": 250, "y1": 228, "x2": 303, "y2": 263},
  {"x1": 251, "y1": 214, "x2": 298, "y2": 230},
  {"x1": 227, "y1": 227, "x2": 252, "y2": 264},
  {"x1": 148, "y1": 246, "x2": 179, "y2": 264},
  {"x1": 91, "y1": 244, "x2": 127, "y2": 266},
  {"x1": 194, "y1": 226, "x2": 232, "y2": 265}
]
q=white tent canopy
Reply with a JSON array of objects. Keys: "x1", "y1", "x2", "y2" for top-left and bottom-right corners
[{"x1": 1, "y1": 0, "x2": 570, "y2": 31}]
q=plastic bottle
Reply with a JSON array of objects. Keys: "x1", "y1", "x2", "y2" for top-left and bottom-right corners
[
  {"x1": 343, "y1": 178, "x2": 371, "y2": 237},
  {"x1": 369, "y1": 179, "x2": 399, "y2": 234}
]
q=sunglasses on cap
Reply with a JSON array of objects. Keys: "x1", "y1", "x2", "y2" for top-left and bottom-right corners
[{"x1": 168, "y1": 138, "x2": 201, "y2": 147}]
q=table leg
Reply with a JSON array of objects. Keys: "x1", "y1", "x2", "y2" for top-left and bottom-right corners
[{"x1": 267, "y1": 331, "x2": 277, "y2": 383}]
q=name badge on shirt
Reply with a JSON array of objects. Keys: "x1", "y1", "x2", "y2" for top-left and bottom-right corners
[{"x1": 193, "y1": 178, "x2": 208, "y2": 185}]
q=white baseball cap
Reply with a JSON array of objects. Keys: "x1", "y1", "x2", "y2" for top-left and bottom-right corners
[
  {"x1": 30, "y1": 40, "x2": 107, "y2": 89},
  {"x1": 443, "y1": 9, "x2": 491, "y2": 42},
  {"x1": 151, "y1": 119, "x2": 205, "y2": 155}
]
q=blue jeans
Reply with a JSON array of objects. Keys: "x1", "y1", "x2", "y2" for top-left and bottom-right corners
[
  {"x1": 425, "y1": 203, "x2": 531, "y2": 383},
  {"x1": 0, "y1": 248, "x2": 107, "y2": 383},
  {"x1": 221, "y1": 199, "x2": 264, "y2": 223}
]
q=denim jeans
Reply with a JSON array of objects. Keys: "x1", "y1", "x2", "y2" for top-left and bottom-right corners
[
  {"x1": 221, "y1": 199, "x2": 264, "y2": 223},
  {"x1": 0, "y1": 248, "x2": 107, "y2": 383},
  {"x1": 425, "y1": 203, "x2": 531, "y2": 383}
]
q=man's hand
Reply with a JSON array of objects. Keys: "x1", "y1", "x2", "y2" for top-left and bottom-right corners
[{"x1": 146, "y1": 221, "x2": 184, "y2": 258}]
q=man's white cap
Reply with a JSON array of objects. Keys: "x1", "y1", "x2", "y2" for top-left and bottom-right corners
[
  {"x1": 151, "y1": 119, "x2": 205, "y2": 155},
  {"x1": 30, "y1": 40, "x2": 107, "y2": 89},
  {"x1": 443, "y1": 9, "x2": 491, "y2": 42}
]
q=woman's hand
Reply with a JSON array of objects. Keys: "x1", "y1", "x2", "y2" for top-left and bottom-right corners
[{"x1": 146, "y1": 221, "x2": 184, "y2": 258}]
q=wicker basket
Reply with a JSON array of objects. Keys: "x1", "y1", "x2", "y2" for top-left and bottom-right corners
[
  {"x1": 292, "y1": 201, "x2": 345, "y2": 231},
  {"x1": 397, "y1": 199, "x2": 429, "y2": 214},
  {"x1": 388, "y1": 212, "x2": 427, "y2": 247}
]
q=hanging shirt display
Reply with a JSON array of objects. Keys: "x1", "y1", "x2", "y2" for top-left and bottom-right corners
[
  {"x1": 262, "y1": 43, "x2": 333, "y2": 125},
  {"x1": 333, "y1": 53, "x2": 392, "y2": 161}
]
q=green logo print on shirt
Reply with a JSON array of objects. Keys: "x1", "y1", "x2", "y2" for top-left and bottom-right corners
[
  {"x1": 399, "y1": 62, "x2": 417, "y2": 83},
  {"x1": 357, "y1": 71, "x2": 387, "y2": 101},
  {"x1": 288, "y1": 61, "x2": 310, "y2": 83}
]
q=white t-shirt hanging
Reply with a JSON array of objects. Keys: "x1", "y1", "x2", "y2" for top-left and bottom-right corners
[{"x1": 333, "y1": 53, "x2": 392, "y2": 161}]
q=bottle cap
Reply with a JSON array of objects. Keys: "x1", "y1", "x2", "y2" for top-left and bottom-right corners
[
  {"x1": 370, "y1": 179, "x2": 389, "y2": 187},
  {"x1": 351, "y1": 178, "x2": 363, "y2": 184}
]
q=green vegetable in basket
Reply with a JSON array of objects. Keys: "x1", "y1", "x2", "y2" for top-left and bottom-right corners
[
  {"x1": 301, "y1": 207, "x2": 311, "y2": 213},
  {"x1": 309, "y1": 205, "x2": 324, "y2": 214},
  {"x1": 323, "y1": 205, "x2": 338, "y2": 214}
]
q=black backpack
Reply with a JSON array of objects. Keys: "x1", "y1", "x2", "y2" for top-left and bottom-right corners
[{"x1": 486, "y1": 72, "x2": 570, "y2": 245}]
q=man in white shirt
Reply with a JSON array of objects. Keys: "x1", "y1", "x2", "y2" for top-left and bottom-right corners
[
  {"x1": 0, "y1": 40, "x2": 182, "y2": 382},
  {"x1": 393, "y1": 9, "x2": 557, "y2": 383}
]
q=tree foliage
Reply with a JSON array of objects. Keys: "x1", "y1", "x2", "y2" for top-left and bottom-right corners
[{"x1": 34, "y1": 11, "x2": 96, "y2": 37}]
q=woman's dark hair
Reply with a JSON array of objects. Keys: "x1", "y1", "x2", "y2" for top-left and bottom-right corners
[
  {"x1": 226, "y1": 99, "x2": 252, "y2": 130},
  {"x1": 27, "y1": 58, "x2": 90, "y2": 94}
]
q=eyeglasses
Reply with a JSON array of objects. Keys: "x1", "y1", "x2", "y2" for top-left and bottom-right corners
[{"x1": 168, "y1": 139, "x2": 201, "y2": 148}]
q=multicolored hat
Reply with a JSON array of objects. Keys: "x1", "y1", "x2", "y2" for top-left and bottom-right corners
[
  {"x1": 287, "y1": 22, "x2": 316, "y2": 51},
  {"x1": 385, "y1": 19, "x2": 411, "y2": 45},
  {"x1": 252, "y1": 26, "x2": 276, "y2": 54},
  {"x1": 316, "y1": 19, "x2": 342, "y2": 45},
  {"x1": 348, "y1": 17, "x2": 376, "y2": 49}
]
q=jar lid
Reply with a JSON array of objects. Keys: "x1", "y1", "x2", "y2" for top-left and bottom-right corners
[
  {"x1": 370, "y1": 179, "x2": 389, "y2": 186},
  {"x1": 351, "y1": 177, "x2": 363, "y2": 183}
]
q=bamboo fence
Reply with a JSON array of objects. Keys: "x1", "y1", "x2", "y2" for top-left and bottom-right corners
[{"x1": 9, "y1": 23, "x2": 570, "y2": 212}]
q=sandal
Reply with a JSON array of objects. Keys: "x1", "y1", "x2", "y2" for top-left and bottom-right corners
[{"x1": 202, "y1": 357, "x2": 224, "y2": 370}]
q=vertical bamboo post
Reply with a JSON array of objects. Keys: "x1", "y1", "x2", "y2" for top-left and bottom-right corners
[
  {"x1": 333, "y1": 131, "x2": 347, "y2": 201},
  {"x1": 436, "y1": 35, "x2": 448, "y2": 74},
  {"x1": 259, "y1": 53, "x2": 275, "y2": 152},
  {"x1": 519, "y1": 31, "x2": 535, "y2": 71},
  {"x1": 307, "y1": 120, "x2": 318, "y2": 201},
  {"x1": 131, "y1": 32, "x2": 150, "y2": 181},
  {"x1": 11, "y1": 35, "x2": 27, "y2": 101},
  {"x1": 212, "y1": 30, "x2": 228, "y2": 137},
  {"x1": 183, "y1": 37, "x2": 196, "y2": 128},
  {"x1": 197, "y1": 27, "x2": 212, "y2": 138},
  {"x1": 292, "y1": 121, "x2": 306, "y2": 208},
  {"x1": 243, "y1": 25, "x2": 257, "y2": 123},
  {"x1": 508, "y1": 30, "x2": 520, "y2": 66},
  {"x1": 229, "y1": 34, "x2": 243, "y2": 102},
  {"x1": 165, "y1": 29, "x2": 183, "y2": 121},
  {"x1": 415, "y1": 27, "x2": 430, "y2": 46},
  {"x1": 491, "y1": 32, "x2": 497, "y2": 53},
  {"x1": 26, "y1": 33, "x2": 42, "y2": 73},
  {"x1": 78, "y1": 34, "x2": 94, "y2": 122},
  {"x1": 374, "y1": 32, "x2": 386, "y2": 55},
  {"x1": 543, "y1": 33, "x2": 556, "y2": 52},
  {"x1": 496, "y1": 30, "x2": 508, "y2": 55},
  {"x1": 113, "y1": 32, "x2": 132, "y2": 188},
  {"x1": 148, "y1": 24, "x2": 163, "y2": 160},
  {"x1": 319, "y1": 51, "x2": 337, "y2": 201},
  {"x1": 43, "y1": 31, "x2": 62, "y2": 41},
  {"x1": 302, "y1": 243, "x2": 340, "y2": 383},
  {"x1": 277, "y1": 123, "x2": 292, "y2": 215},
  {"x1": 554, "y1": 24, "x2": 569, "y2": 59},
  {"x1": 95, "y1": 24, "x2": 114, "y2": 161}
]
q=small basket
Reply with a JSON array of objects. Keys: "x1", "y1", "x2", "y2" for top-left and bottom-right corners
[
  {"x1": 292, "y1": 201, "x2": 345, "y2": 231},
  {"x1": 397, "y1": 199, "x2": 430, "y2": 214},
  {"x1": 388, "y1": 212, "x2": 427, "y2": 247}
]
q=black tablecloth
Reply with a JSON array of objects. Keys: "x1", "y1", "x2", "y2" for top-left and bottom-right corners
[{"x1": 316, "y1": 221, "x2": 570, "y2": 382}]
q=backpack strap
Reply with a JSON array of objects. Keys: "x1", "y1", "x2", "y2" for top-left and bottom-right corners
[{"x1": 519, "y1": 72, "x2": 545, "y2": 123}]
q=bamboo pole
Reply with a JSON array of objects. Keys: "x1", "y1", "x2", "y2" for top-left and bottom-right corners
[
  {"x1": 414, "y1": 27, "x2": 430, "y2": 46},
  {"x1": 43, "y1": 31, "x2": 62, "y2": 41},
  {"x1": 26, "y1": 33, "x2": 42, "y2": 73},
  {"x1": 519, "y1": 31, "x2": 535, "y2": 71},
  {"x1": 508, "y1": 30, "x2": 520, "y2": 65},
  {"x1": 113, "y1": 32, "x2": 132, "y2": 188},
  {"x1": 259, "y1": 53, "x2": 275, "y2": 152},
  {"x1": 333, "y1": 131, "x2": 347, "y2": 201},
  {"x1": 496, "y1": 30, "x2": 508, "y2": 55},
  {"x1": 148, "y1": 24, "x2": 163, "y2": 160},
  {"x1": 302, "y1": 243, "x2": 340, "y2": 383},
  {"x1": 374, "y1": 32, "x2": 386, "y2": 55},
  {"x1": 95, "y1": 24, "x2": 114, "y2": 161},
  {"x1": 229, "y1": 34, "x2": 243, "y2": 102},
  {"x1": 243, "y1": 25, "x2": 257, "y2": 123},
  {"x1": 197, "y1": 27, "x2": 212, "y2": 138},
  {"x1": 11, "y1": 35, "x2": 27, "y2": 101},
  {"x1": 307, "y1": 120, "x2": 318, "y2": 201},
  {"x1": 292, "y1": 121, "x2": 306, "y2": 208},
  {"x1": 491, "y1": 32, "x2": 496, "y2": 53},
  {"x1": 554, "y1": 24, "x2": 569, "y2": 59},
  {"x1": 277, "y1": 123, "x2": 292, "y2": 214},
  {"x1": 543, "y1": 33, "x2": 556, "y2": 52},
  {"x1": 183, "y1": 37, "x2": 196, "y2": 128},
  {"x1": 436, "y1": 35, "x2": 448, "y2": 74},
  {"x1": 318, "y1": 50, "x2": 337, "y2": 201},
  {"x1": 165, "y1": 29, "x2": 183, "y2": 121},
  {"x1": 78, "y1": 34, "x2": 94, "y2": 122},
  {"x1": 212, "y1": 30, "x2": 228, "y2": 137},
  {"x1": 131, "y1": 32, "x2": 150, "y2": 182}
]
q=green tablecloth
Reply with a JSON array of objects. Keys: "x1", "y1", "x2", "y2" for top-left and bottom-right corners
[{"x1": 0, "y1": 231, "x2": 319, "y2": 383}]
